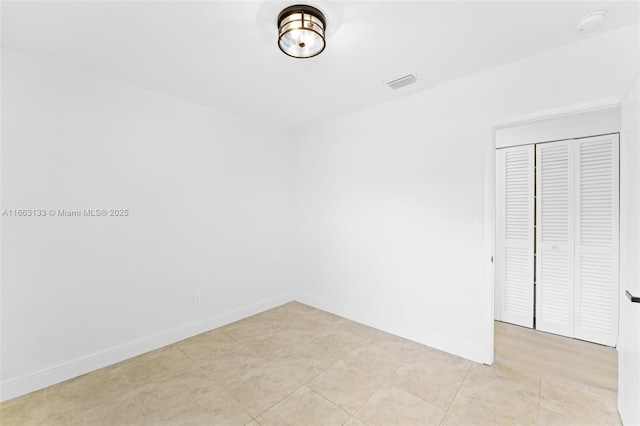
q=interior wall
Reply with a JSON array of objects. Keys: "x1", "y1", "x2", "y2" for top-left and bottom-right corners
[
  {"x1": 292, "y1": 24, "x2": 639, "y2": 362},
  {"x1": 0, "y1": 49, "x2": 295, "y2": 399},
  {"x1": 1, "y1": 23, "x2": 638, "y2": 401}
]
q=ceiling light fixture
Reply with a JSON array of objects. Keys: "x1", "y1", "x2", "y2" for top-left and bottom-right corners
[
  {"x1": 277, "y1": 4, "x2": 326, "y2": 58},
  {"x1": 576, "y1": 10, "x2": 607, "y2": 32}
]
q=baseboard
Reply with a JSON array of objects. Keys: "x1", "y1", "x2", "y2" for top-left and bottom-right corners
[
  {"x1": 0, "y1": 292, "x2": 296, "y2": 402},
  {"x1": 1, "y1": 291, "x2": 484, "y2": 402},
  {"x1": 294, "y1": 292, "x2": 485, "y2": 364}
]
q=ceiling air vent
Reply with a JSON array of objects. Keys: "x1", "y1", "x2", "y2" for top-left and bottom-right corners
[{"x1": 385, "y1": 74, "x2": 417, "y2": 90}]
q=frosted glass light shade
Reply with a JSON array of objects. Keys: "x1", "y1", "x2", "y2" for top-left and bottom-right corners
[{"x1": 278, "y1": 5, "x2": 326, "y2": 58}]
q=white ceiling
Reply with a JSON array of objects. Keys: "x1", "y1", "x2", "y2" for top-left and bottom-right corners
[{"x1": 2, "y1": 1, "x2": 639, "y2": 129}]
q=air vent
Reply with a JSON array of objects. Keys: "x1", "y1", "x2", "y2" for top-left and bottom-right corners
[{"x1": 386, "y1": 74, "x2": 417, "y2": 90}]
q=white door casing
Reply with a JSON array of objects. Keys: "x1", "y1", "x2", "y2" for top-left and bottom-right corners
[
  {"x1": 618, "y1": 77, "x2": 640, "y2": 426},
  {"x1": 495, "y1": 150, "x2": 502, "y2": 321}
]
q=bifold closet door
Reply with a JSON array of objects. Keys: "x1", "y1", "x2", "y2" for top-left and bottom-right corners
[
  {"x1": 536, "y1": 135, "x2": 619, "y2": 345},
  {"x1": 496, "y1": 145, "x2": 534, "y2": 328},
  {"x1": 536, "y1": 141, "x2": 575, "y2": 337},
  {"x1": 574, "y1": 134, "x2": 619, "y2": 346}
]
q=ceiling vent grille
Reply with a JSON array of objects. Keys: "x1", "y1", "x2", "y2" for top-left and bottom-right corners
[{"x1": 386, "y1": 74, "x2": 417, "y2": 90}]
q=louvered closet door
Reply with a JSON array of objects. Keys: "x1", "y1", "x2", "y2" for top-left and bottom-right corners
[
  {"x1": 574, "y1": 134, "x2": 619, "y2": 346},
  {"x1": 496, "y1": 145, "x2": 534, "y2": 328},
  {"x1": 536, "y1": 141, "x2": 575, "y2": 337}
]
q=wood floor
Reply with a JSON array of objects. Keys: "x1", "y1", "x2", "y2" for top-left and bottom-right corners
[{"x1": 495, "y1": 320, "x2": 618, "y2": 402}]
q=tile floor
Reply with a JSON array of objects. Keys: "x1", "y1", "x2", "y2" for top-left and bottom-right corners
[
  {"x1": 0, "y1": 302, "x2": 621, "y2": 425},
  {"x1": 494, "y1": 320, "x2": 618, "y2": 402}
]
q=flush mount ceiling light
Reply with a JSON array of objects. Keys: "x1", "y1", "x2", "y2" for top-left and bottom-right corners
[
  {"x1": 278, "y1": 4, "x2": 326, "y2": 58},
  {"x1": 576, "y1": 10, "x2": 607, "y2": 32}
]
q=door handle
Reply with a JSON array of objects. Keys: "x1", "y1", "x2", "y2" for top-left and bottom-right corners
[{"x1": 625, "y1": 290, "x2": 640, "y2": 303}]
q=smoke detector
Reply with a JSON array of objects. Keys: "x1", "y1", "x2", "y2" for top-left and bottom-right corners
[{"x1": 576, "y1": 10, "x2": 607, "y2": 32}]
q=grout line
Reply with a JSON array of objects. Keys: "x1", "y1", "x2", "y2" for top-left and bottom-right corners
[
  {"x1": 219, "y1": 329, "x2": 242, "y2": 343},
  {"x1": 250, "y1": 381, "x2": 305, "y2": 420},
  {"x1": 536, "y1": 375, "x2": 542, "y2": 425},
  {"x1": 303, "y1": 357, "x2": 341, "y2": 385},
  {"x1": 306, "y1": 386, "x2": 352, "y2": 418},
  {"x1": 350, "y1": 384, "x2": 380, "y2": 422},
  {"x1": 444, "y1": 361, "x2": 472, "y2": 414},
  {"x1": 44, "y1": 388, "x2": 50, "y2": 426}
]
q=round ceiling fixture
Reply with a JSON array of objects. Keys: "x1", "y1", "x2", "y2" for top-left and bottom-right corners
[
  {"x1": 277, "y1": 4, "x2": 326, "y2": 58},
  {"x1": 576, "y1": 10, "x2": 607, "y2": 32}
]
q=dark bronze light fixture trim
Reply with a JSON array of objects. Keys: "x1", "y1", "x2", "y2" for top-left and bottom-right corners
[{"x1": 277, "y1": 4, "x2": 327, "y2": 58}]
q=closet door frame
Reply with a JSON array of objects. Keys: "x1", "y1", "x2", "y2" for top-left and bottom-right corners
[{"x1": 496, "y1": 133, "x2": 619, "y2": 346}]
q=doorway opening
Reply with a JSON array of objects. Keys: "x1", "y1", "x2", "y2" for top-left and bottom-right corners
[
  {"x1": 495, "y1": 134, "x2": 620, "y2": 347},
  {"x1": 489, "y1": 106, "x2": 623, "y2": 410}
]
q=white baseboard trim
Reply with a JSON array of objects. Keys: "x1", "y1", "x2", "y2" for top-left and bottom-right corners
[
  {"x1": 294, "y1": 292, "x2": 485, "y2": 364},
  {"x1": 1, "y1": 291, "x2": 484, "y2": 402},
  {"x1": 0, "y1": 293, "x2": 296, "y2": 402}
]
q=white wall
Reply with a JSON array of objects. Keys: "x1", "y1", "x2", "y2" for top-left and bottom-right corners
[
  {"x1": 292, "y1": 25, "x2": 639, "y2": 362},
  {"x1": 1, "y1": 49, "x2": 295, "y2": 399},
  {"x1": 618, "y1": 74, "x2": 640, "y2": 425},
  {"x1": 2, "y1": 23, "x2": 639, "y2": 401}
]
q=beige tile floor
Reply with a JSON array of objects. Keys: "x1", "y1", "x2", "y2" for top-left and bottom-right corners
[
  {"x1": 494, "y1": 320, "x2": 618, "y2": 402},
  {"x1": 0, "y1": 303, "x2": 621, "y2": 425}
]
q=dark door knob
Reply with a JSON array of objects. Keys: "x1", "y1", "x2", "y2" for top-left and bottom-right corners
[{"x1": 625, "y1": 290, "x2": 640, "y2": 303}]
